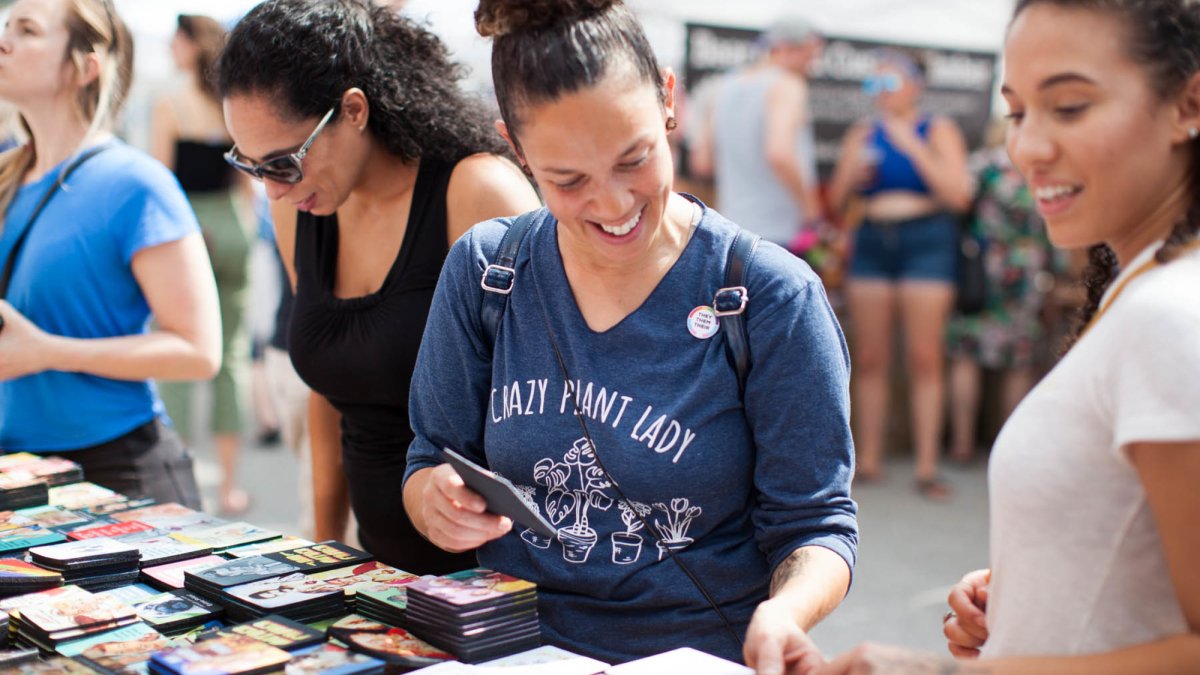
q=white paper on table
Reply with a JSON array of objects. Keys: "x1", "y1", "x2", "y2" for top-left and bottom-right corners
[
  {"x1": 603, "y1": 648, "x2": 754, "y2": 675},
  {"x1": 409, "y1": 646, "x2": 609, "y2": 675}
]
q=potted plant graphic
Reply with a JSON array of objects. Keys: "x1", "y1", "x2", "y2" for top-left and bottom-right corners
[
  {"x1": 513, "y1": 485, "x2": 552, "y2": 549},
  {"x1": 611, "y1": 500, "x2": 651, "y2": 564},
  {"x1": 533, "y1": 437, "x2": 613, "y2": 563},
  {"x1": 652, "y1": 498, "x2": 702, "y2": 560}
]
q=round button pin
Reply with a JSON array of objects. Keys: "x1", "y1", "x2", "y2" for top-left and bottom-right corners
[{"x1": 687, "y1": 306, "x2": 720, "y2": 339}]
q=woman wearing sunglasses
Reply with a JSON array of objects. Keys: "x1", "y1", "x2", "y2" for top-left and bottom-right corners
[
  {"x1": 0, "y1": 0, "x2": 219, "y2": 506},
  {"x1": 217, "y1": 0, "x2": 538, "y2": 573},
  {"x1": 827, "y1": 49, "x2": 972, "y2": 499}
]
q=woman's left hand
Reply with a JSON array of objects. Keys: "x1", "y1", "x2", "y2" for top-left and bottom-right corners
[
  {"x1": 744, "y1": 598, "x2": 825, "y2": 675},
  {"x1": 816, "y1": 643, "x2": 959, "y2": 675},
  {"x1": 0, "y1": 301, "x2": 53, "y2": 380}
]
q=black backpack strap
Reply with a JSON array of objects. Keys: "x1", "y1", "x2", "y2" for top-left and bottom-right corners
[
  {"x1": 713, "y1": 229, "x2": 759, "y2": 398},
  {"x1": 479, "y1": 212, "x2": 537, "y2": 347}
]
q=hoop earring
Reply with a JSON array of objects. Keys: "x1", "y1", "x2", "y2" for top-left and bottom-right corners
[{"x1": 666, "y1": 116, "x2": 678, "y2": 131}]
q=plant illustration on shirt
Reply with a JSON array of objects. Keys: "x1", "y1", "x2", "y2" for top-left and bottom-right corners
[
  {"x1": 512, "y1": 484, "x2": 552, "y2": 549},
  {"x1": 533, "y1": 437, "x2": 613, "y2": 564},
  {"x1": 652, "y1": 498, "x2": 702, "y2": 560},
  {"x1": 611, "y1": 500, "x2": 651, "y2": 565}
]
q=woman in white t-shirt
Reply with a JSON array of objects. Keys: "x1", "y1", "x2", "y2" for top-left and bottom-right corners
[{"x1": 817, "y1": 0, "x2": 1200, "y2": 673}]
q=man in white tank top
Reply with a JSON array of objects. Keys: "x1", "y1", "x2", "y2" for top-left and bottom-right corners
[{"x1": 705, "y1": 17, "x2": 825, "y2": 247}]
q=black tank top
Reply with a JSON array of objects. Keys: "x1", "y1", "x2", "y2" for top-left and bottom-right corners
[
  {"x1": 288, "y1": 157, "x2": 475, "y2": 574},
  {"x1": 173, "y1": 139, "x2": 233, "y2": 192}
]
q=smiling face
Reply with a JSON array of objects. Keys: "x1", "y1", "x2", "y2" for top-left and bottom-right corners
[
  {"x1": 508, "y1": 66, "x2": 678, "y2": 269},
  {"x1": 0, "y1": 0, "x2": 75, "y2": 106},
  {"x1": 1002, "y1": 4, "x2": 1195, "y2": 254},
  {"x1": 223, "y1": 91, "x2": 370, "y2": 216}
]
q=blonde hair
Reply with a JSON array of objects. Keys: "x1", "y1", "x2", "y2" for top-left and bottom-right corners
[{"x1": 0, "y1": 0, "x2": 133, "y2": 215}]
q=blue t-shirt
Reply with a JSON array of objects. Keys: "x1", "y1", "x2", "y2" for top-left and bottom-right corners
[
  {"x1": 405, "y1": 202, "x2": 857, "y2": 664},
  {"x1": 0, "y1": 141, "x2": 199, "y2": 451}
]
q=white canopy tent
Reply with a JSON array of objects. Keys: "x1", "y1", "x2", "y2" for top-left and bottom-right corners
[{"x1": 107, "y1": 0, "x2": 1017, "y2": 146}]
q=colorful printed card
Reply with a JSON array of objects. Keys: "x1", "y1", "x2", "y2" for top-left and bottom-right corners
[
  {"x1": 309, "y1": 561, "x2": 419, "y2": 600},
  {"x1": 223, "y1": 535, "x2": 313, "y2": 559},
  {"x1": 224, "y1": 572, "x2": 344, "y2": 609},
  {"x1": 0, "y1": 526, "x2": 66, "y2": 552},
  {"x1": 0, "y1": 453, "x2": 43, "y2": 471},
  {"x1": 134, "y1": 590, "x2": 221, "y2": 627},
  {"x1": 48, "y1": 482, "x2": 124, "y2": 510},
  {"x1": 262, "y1": 541, "x2": 373, "y2": 572},
  {"x1": 188, "y1": 556, "x2": 302, "y2": 588},
  {"x1": 216, "y1": 614, "x2": 325, "y2": 651},
  {"x1": 20, "y1": 588, "x2": 136, "y2": 634},
  {"x1": 0, "y1": 584, "x2": 89, "y2": 613},
  {"x1": 406, "y1": 569, "x2": 535, "y2": 607},
  {"x1": 54, "y1": 620, "x2": 165, "y2": 657},
  {"x1": 150, "y1": 634, "x2": 292, "y2": 674},
  {"x1": 142, "y1": 555, "x2": 228, "y2": 590},
  {"x1": 68, "y1": 520, "x2": 157, "y2": 540},
  {"x1": 181, "y1": 522, "x2": 280, "y2": 550},
  {"x1": 285, "y1": 643, "x2": 386, "y2": 674},
  {"x1": 110, "y1": 503, "x2": 199, "y2": 524},
  {"x1": 0, "y1": 557, "x2": 62, "y2": 580}
]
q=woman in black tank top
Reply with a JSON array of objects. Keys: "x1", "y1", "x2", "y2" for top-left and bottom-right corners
[{"x1": 216, "y1": 0, "x2": 539, "y2": 573}]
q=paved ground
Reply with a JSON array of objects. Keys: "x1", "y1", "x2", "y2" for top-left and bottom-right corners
[{"x1": 191, "y1": 434, "x2": 989, "y2": 661}]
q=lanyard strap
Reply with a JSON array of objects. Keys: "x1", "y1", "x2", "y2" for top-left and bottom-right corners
[
  {"x1": 0, "y1": 143, "x2": 110, "y2": 298},
  {"x1": 1083, "y1": 238, "x2": 1200, "y2": 337}
]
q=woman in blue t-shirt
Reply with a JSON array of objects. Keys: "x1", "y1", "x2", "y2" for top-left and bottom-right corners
[
  {"x1": 403, "y1": 0, "x2": 857, "y2": 669},
  {"x1": 0, "y1": 0, "x2": 221, "y2": 507}
]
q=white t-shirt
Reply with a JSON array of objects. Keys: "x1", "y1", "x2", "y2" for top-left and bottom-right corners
[{"x1": 982, "y1": 243, "x2": 1200, "y2": 658}]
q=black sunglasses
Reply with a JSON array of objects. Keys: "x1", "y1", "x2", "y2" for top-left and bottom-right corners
[{"x1": 224, "y1": 107, "x2": 336, "y2": 184}]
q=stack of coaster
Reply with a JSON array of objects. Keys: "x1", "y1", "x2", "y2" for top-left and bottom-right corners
[{"x1": 403, "y1": 568, "x2": 540, "y2": 663}]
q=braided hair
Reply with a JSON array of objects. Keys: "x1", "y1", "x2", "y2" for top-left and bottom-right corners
[{"x1": 1011, "y1": 0, "x2": 1200, "y2": 347}]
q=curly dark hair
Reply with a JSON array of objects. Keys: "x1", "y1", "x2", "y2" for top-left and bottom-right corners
[
  {"x1": 215, "y1": 0, "x2": 507, "y2": 164},
  {"x1": 1012, "y1": 0, "x2": 1200, "y2": 348},
  {"x1": 474, "y1": 0, "x2": 665, "y2": 144},
  {"x1": 177, "y1": 15, "x2": 225, "y2": 104}
]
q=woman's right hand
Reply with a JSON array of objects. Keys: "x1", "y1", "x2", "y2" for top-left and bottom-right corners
[
  {"x1": 943, "y1": 568, "x2": 990, "y2": 658},
  {"x1": 419, "y1": 463, "x2": 512, "y2": 552}
]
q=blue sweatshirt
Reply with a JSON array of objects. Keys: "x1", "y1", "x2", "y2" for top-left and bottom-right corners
[{"x1": 405, "y1": 202, "x2": 857, "y2": 664}]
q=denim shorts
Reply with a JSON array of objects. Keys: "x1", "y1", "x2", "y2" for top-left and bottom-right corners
[{"x1": 849, "y1": 213, "x2": 958, "y2": 284}]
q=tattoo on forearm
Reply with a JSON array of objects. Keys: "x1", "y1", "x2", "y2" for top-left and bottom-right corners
[{"x1": 769, "y1": 548, "x2": 813, "y2": 596}]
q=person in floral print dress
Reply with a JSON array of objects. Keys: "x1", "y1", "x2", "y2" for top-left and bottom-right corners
[{"x1": 946, "y1": 141, "x2": 1062, "y2": 463}]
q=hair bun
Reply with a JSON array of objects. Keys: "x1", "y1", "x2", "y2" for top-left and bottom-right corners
[{"x1": 475, "y1": 0, "x2": 618, "y2": 38}]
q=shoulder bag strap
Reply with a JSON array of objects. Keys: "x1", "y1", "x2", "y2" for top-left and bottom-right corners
[
  {"x1": 479, "y1": 211, "x2": 538, "y2": 348},
  {"x1": 0, "y1": 143, "x2": 110, "y2": 298},
  {"x1": 713, "y1": 229, "x2": 760, "y2": 399}
]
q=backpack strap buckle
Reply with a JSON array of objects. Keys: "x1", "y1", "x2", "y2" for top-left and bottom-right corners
[
  {"x1": 713, "y1": 286, "x2": 749, "y2": 316},
  {"x1": 481, "y1": 264, "x2": 516, "y2": 295}
]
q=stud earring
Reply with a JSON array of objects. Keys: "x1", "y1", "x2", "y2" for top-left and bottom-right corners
[
  {"x1": 1190, "y1": 127, "x2": 1199, "y2": 140},
  {"x1": 666, "y1": 116, "x2": 678, "y2": 131}
]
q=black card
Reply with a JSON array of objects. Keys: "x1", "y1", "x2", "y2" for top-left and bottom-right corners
[{"x1": 441, "y1": 449, "x2": 556, "y2": 539}]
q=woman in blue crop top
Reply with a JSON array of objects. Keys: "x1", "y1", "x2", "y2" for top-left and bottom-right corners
[{"x1": 828, "y1": 50, "x2": 972, "y2": 499}]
